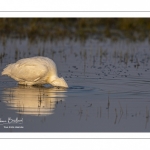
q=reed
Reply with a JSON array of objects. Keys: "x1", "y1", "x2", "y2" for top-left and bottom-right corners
[
  {"x1": 146, "y1": 107, "x2": 149, "y2": 119},
  {"x1": 114, "y1": 108, "x2": 118, "y2": 124}
]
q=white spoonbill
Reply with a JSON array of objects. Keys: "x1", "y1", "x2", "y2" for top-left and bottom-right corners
[{"x1": 1, "y1": 56, "x2": 68, "y2": 88}]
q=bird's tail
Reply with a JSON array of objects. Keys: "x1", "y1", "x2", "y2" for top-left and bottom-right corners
[{"x1": 1, "y1": 64, "x2": 13, "y2": 76}]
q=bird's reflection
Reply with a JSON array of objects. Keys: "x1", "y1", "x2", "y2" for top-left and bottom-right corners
[{"x1": 2, "y1": 85, "x2": 67, "y2": 116}]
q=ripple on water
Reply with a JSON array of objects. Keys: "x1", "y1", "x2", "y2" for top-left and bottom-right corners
[{"x1": 68, "y1": 86, "x2": 97, "y2": 95}]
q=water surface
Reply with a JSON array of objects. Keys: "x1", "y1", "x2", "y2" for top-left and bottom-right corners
[{"x1": 0, "y1": 38, "x2": 150, "y2": 132}]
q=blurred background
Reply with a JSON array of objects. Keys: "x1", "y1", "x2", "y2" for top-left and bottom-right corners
[{"x1": 0, "y1": 18, "x2": 150, "y2": 41}]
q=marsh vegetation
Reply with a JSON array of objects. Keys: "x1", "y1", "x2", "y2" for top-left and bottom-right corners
[{"x1": 0, "y1": 18, "x2": 150, "y2": 41}]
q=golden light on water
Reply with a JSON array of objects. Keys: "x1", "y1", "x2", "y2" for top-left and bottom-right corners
[{"x1": 2, "y1": 86, "x2": 67, "y2": 116}]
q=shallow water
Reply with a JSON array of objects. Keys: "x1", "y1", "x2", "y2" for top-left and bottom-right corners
[{"x1": 0, "y1": 38, "x2": 150, "y2": 132}]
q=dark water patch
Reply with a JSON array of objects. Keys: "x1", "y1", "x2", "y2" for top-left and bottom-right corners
[
  {"x1": 69, "y1": 86, "x2": 84, "y2": 89},
  {"x1": 68, "y1": 86, "x2": 97, "y2": 95}
]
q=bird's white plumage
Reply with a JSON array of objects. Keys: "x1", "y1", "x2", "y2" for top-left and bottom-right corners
[{"x1": 1, "y1": 56, "x2": 68, "y2": 88}]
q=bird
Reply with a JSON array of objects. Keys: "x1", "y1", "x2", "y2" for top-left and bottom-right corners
[{"x1": 1, "y1": 56, "x2": 68, "y2": 88}]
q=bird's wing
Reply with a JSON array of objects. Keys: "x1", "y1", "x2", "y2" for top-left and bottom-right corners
[{"x1": 11, "y1": 61, "x2": 48, "y2": 82}]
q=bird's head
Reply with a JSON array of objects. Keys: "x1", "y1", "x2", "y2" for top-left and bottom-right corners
[{"x1": 50, "y1": 77, "x2": 68, "y2": 88}]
